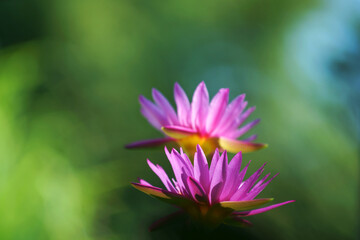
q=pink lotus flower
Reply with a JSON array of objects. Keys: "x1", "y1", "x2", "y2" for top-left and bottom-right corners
[
  {"x1": 132, "y1": 145, "x2": 294, "y2": 227},
  {"x1": 126, "y1": 82, "x2": 267, "y2": 156}
]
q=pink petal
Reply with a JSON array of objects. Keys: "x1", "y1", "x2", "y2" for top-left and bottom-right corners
[
  {"x1": 164, "y1": 148, "x2": 187, "y2": 195},
  {"x1": 140, "y1": 108, "x2": 162, "y2": 129},
  {"x1": 235, "y1": 106, "x2": 256, "y2": 129},
  {"x1": 125, "y1": 138, "x2": 175, "y2": 149},
  {"x1": 245, "y1": 173, "x2": 279, "y2": 200},
  {"x1": 193, "y1": 145, "x2": 210, "y2": 192},
  {"x1": 139, "y1": 178, "x2": 153, "y2": 187},
  {"x1": 211, "y1": 94, "x2": 246, "y2": 136},
  {"x1": 139, "y1": 95, "x2": 169, "y2": 128},
  {"x1": 165, "y1": 148, "x2": 193, "y2": 196},
  {"x1": 152, "y1": 88, "x2": 179, "y2": 125},
  {"x1": 242, "y1": 134, "x2": 257, "y2": 142},
  {"x1": 187, "y1": 176, "x2": 208, "y2": 203},
  {"x1": 180, "y1": 148, "x2": 194, "y2": 176},
  {"x1": 229, "y1": 118, "x2": 260, "y2": 139},
  {"x1": 222, "y1": 106, "x2": 256, "y2": 136},
  {"x1": 232, "y1": 200, "x2": 295, "y2": 216},
  {"x1": 147, "y1": 159, "x2": 176, "y2": 193},
  {"x1": 237, "y1": 160, "x2": 250, "y2": 186},
  {"x1": 231, "y1": 163, "x2": 266, "y2": 201},
  {"x1": 205, "y1": 88, "x2": 229, "y2": 134},
  {"x1": 174, "y1": 83, "x2": 191, "y2": 126},
  {"x1": 209, "y1": 151, "x2": 227, "y2": 204},
  {"x1": 209, "y1": 148, "x2": 220, "y2": 180},
  {"x1": 220, "y1": 152, "x2": 242, "y2": 201},
  {"x1": 172, "y1": 149, "x2": 193, "y2": 177},
  {"x1": 191, "y1": 82, "x2": 209, "y2": 134}
]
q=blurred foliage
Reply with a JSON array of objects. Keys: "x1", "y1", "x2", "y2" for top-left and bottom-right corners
[{"x1": 0, "y1": 0, "x2": 358, "y2": 239}]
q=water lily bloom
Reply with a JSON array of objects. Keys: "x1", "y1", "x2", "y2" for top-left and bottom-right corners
[
  {"x1": 126, "y1": 82, "x2": 267, "y2": 156},
  {"x1": 132, "y1": 145, "x2": 294, "y2": 227}
]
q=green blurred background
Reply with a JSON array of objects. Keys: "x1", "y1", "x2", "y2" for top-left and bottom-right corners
[{"x1": 0, "y1": 0, "x2": 358, "y2": 239}]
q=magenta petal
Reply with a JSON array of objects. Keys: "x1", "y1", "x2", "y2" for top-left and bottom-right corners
[
  {"x1": 224, "y1": 106, "x2": 256, "y2": 134},
  {"x1": 238, "y1": 161, "x2": 250, "y2": 183},
  {"x1": 165, "y1": 148, "x2": 193, "y2": 195},
  {"x1": 139, "y1": 178, "x2": 153, "y2": 187},
  {"x1": 232, "y1": 200, "x2": 295, "y2": 216},
  {"x1": 243, "y1": 134, "x2": 257, "y2": 142},
  {"x1": 205, "y1": 88, "x2": 229, "y2": 134},
  {"x1": 187, "y1": 176, "x2": 208, "y2": 203},
  {"x1": 194, "y1": 145, "x2": 210, "y2": 192},
  {"x1": 231, "y1": 118, "x2": 261, "y2": 139},
  {"x1": 139, "y1": 95, "x2": 168, "y2": 128},
  {"x1": 140, "y1": 107, "x2": 162, "y2": 129},
  {"x1": 220, "y1": 152, "x2": 242, "y2": 201},
  {"x1": 231, "y1": 163, "x2": 266, "y2": 201},
  {"x1": 209, "y1": 148, "x2": 220, "y2": 180},
  {"x1": 180, "y1": 148, "x2": 194, "y2": 175},
  {"x1": 235, "y1": 106, "x2": 256, "y2": 128},
  {"x1": 125, "y1": 138, "x2": 175, "y2": 149},
  {"x1": 174, "y1": 82, "x2": 191, "y2": 126},
  {"x1": 245, "y1": 173, "x2": 278, "y2": 200},
  {"x1": 152, "y1": 88, "x2": 179, "y2": 125},
  {"x1": 147, "y1": 159, "x2": 176, "y2": 193},
  {"x1": 191, "y1": 81, "x2": 209, "y2": 133},
  {"x1": 171, "y1": 149, "x2": 193, "y2": 177},
  {"x1": 212, "y1": 94, "x2": 246, "y2": 135},
  {"x1": 209, "y1": 151, "x2": 227, "y2": 204}
]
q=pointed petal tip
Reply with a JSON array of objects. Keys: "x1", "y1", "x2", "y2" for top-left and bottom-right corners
[
  {"x1": 197, "y1": 81, "x2": 207, "y2": 90},
  {"x1": 174, "y1": 82, "x2": 183, "y2": 92},
  {"x1": 220, "y1": 88, "x2": 230, "y2": 94},
  {"x1": 174, "y1": 82, "x2": 181, "y2": 88},
  {"x1": 164, "y1": 145, "x2": 171, "y2": 155},
  {"x1": 234, "y1": 151, "x2": 242, "y2": 158},
  {"x1": 233, "y1": 200, "x2": 296, "y2": 217},
  {"x1": 151, "y1": 88, "x2": 162, "y2": 98},
  {"x1": 138, "y1": 95, "x2": 147, "y2": 103},
  {"x1": 146, "y1": 158, "x2": 153, "y2": 166}
]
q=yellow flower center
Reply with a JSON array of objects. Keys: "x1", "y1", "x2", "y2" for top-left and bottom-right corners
[{"x1": 176, "y1": 135, "x2": 219, "y2": 158}]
